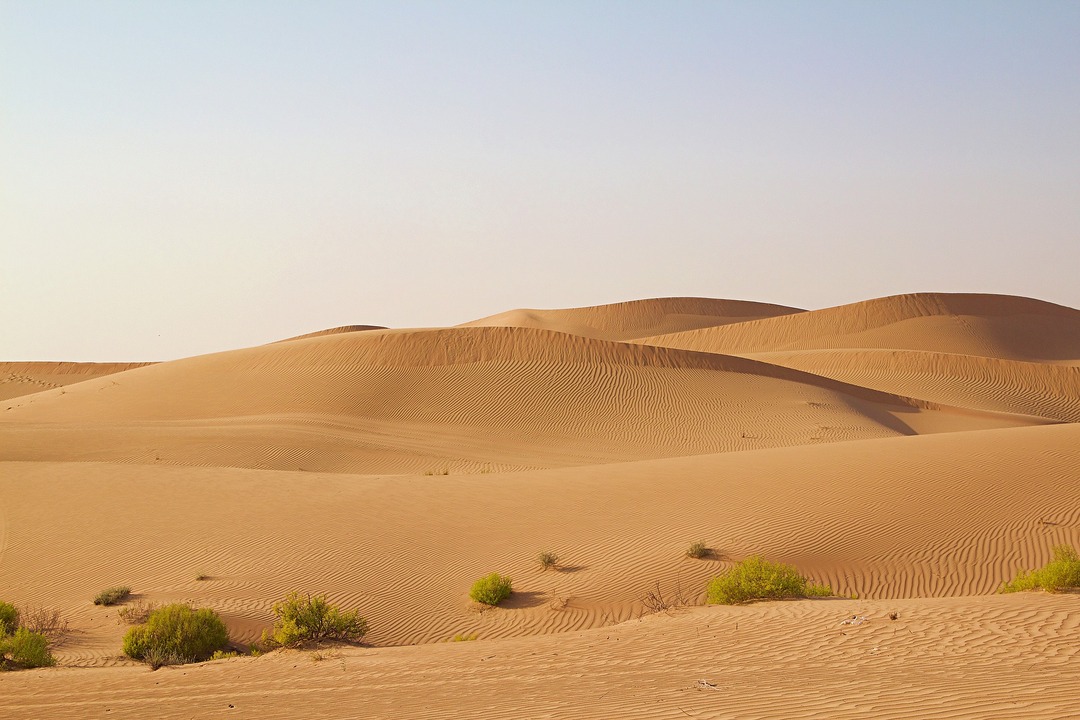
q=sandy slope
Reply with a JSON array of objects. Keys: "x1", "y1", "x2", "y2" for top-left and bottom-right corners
[
  {"x1": 0, "y1": 362, "x2": 152, "y2": 401},
  {"x1": 2, "y1": 423, "x2": 1077, "y2": 659},
  {"x1": 741, "y1": 349, "x2": 1080, "y2": 422},
  {"x1": 2, "y1": 292, "x2": 1079, "y2": 719},
  {"x1": 1, "y1": 593, "x2": 1076, "y2": 720}
]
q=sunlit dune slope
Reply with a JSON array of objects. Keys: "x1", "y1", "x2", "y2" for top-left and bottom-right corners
[
  {"x1": 460, "y1": 296, "x2": 805, "y2": 341},
  {"x1": 3, "y1": 326, "x2": 1033, "y2": 473},
  {"x1": 0, "y1": 361, "x2": 153, "y2": 401},
  {"x1": 3, "y1": 423, "x2": 1078, "y2": 657},
  {"x1": 641, "y1": 293, "x2": 1080, "y2": 363}
]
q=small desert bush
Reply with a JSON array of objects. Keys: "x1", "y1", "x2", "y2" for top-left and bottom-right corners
[
  {"x1": 261, "y1": 593, "x2": 368, "y2": 648},
  {"x1": 686, "y1": 541, "x2": 710, "y2": 559},
  {"x1": 538, "y1": 550, "x2": 559, "y2": 571},
  {"x1": 449, "y1": 632, "x2": 478, "y2": 642},
  {"x1": 706, "y1": 556, "x2": 833, "y2": 605},
  {"x1": 123, "y1": 604, "x2": 229, "y2": 668},
  {"x1": 0, "y1": 627, "x2": 56, "y2": 669},
  {"x1": 469, "y1": 573, "x2": 512, "y2": 606},
  {"x1": 1000, "y1": 545, "x2": 1080, "y2": 594},
  {"x1": 0, "y1": 601, "x2": 17, "y2": 636},
  {"x1": 94, "y1": 586, "x2": 132, "y2": 606},
  {"x1": 15, "y1": 605, "x2": 69, "y2": 644},
  {"x1": 117, "y1": 601, "x2": 158, "y2": 625}
]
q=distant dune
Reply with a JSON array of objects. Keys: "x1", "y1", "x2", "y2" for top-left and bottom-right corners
[
  {"x1": 2, "y1": 292, "x2": 1077, "y2": 719},
  {"x1": 460, "y1": 296, "x2": 805, "y2": 340}
]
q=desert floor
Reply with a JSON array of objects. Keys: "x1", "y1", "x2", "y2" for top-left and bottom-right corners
[{"x1": 2, "y1": 293, "x2": 1078, "y2": 718}]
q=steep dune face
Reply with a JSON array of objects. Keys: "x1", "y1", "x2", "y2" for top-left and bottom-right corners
[
  {"x1": 641, "y1": 293, "x2": 1080, "y2": 363},
  {"x1": 460, "y1": 296, "x2": 805, "y2": 341},
  {"x1": 3, "y1": 326, "x2": 1015, "y2": 474},
  {"x1": 0, "y1": 362, "x2": 153, "y2": 401}
]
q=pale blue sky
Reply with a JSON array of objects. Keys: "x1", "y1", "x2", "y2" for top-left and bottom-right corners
[{"x1": 3, "y1": 1, "x2": 1079, "y2": 360}]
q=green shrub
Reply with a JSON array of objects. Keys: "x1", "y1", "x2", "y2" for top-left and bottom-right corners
[
  {"x1": 94, "y1": 586, "x2": 132, "y2": 606},
  {"x1": 469, "y1": 573, "x2": 512, "y2": 606},
  {"x1": 686, "y1": 541, "x2": 710, "y2": 559},
  {"x1": 706, "y1": 556, "x2": 832, "y2": 605},
  {"x1": 1001, "y1": 545, "x2": 1080, "y2": 593},
  {"x1": 1, "y1": 627, "x2": 56, "y2": 669},
  {"x1": 449, "y1": 632, "x2": 478, "y2": 642},
  {"x1": 0, "y1": 601, "x2": 18, "y2": 636},
  {"x1": 537, "y1": 551, "x2": 559, "y2": 571},
  {"x1": 122, "y1": 604, "x2": 229, "y2": 668},
  {"x1": 261, "y1": 593, "x2": 368, "y2": 648}
]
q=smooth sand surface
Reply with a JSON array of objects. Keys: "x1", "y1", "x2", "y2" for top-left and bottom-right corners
[{"x1": 2, "y1": 293, "x2": 1078, "y2": 718}]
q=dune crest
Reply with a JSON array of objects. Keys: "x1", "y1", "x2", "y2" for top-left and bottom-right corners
[
  {"x1": 460, "y1": 296, "x2": 805, "y2": 340},
  {"x1": 641, "y1": 292, "x2": 1080, "y2": 363}
]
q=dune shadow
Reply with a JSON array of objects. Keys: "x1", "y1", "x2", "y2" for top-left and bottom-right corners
[
  {"x1": 500, "y1": 591, "x2": 548, "y2": 610},
  {"x1": 553, "y1": 565, "x2": 589, "y2": 574}
]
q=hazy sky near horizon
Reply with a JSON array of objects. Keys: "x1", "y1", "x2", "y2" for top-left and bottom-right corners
[{"x1": 3, "y1": 1, "x2": 1080, "y2": 360}]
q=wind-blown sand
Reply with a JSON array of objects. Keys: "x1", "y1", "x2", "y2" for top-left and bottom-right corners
[{"x1": 1, "y1": 293, "x2": 1077, "y2": 718}]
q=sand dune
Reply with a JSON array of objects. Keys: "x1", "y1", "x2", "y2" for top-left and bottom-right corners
[
  {"x1": 2, "y1": 292, "x2": 1079, "y2": 718},
  {"x1": 2, "y1": 325, "x2": 1037, "y2": 474},
  {"x1": 0, "y1": 362, "x2": 152, "y2": 401},
  {"x1": 641, "y1": 292, "x2": 1080, "y2": 363},
  {"x1": 460, "y1": 296, "x2": 805, "y2": 341}
]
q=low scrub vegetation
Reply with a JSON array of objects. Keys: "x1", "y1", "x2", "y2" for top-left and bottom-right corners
[
  {"x1": 1, "y1": 627, "x2": 56, "y2": 669},
  {"x1": 123, "y1": 604, "x2": 229, "y2": 669},
  {"x1": 640, "y1": 579, "x2": 689, "y2": 615},
  {"x1": 469, "y1": 573, "x2": 513, "y2": 606},
  {"x1": 0, "y1": 601, "x2": 58, "y2": 670},
  {"x1": 686, "y1": 541, "x2": 710, "y2": 559},
  {"x1": 93, "y1": 586, "x2": 132, "y2": 606},
  {"x1": 261, "y1": 593, "x2": 368, "y2": 648},
  {"x1": 449, "y1": 632, "x2": 478, "y2": 642},
  {"x1": 1000, "y1": 545, "x2": 1080, "y2": 594},
  {"x1": 706, "y1": 556, "x2": 833, "y2": 605},
  {"x1": 117, "y1": 601, "x2": 158, "y2": 625},
  {"x1": 14, "y1": 605, "x2": 69, "y2": 644},
  {"x1": 537, "y1": 550, "x2": 559, "y2": 571},
  {"x1": 0, "y1": 602, "x2": 17, "y2": 637}
]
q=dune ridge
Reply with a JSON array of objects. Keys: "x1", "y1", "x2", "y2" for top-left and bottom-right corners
[
  {"x1": 270, "y1": 325, "x2": 387, "y2": 343},
  {"x1": 640, "y1": 292, "x2": 1080, "y2": 363},
  {"x1": 460, "y1": 296, "x2": 805, "y2": 340}
]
